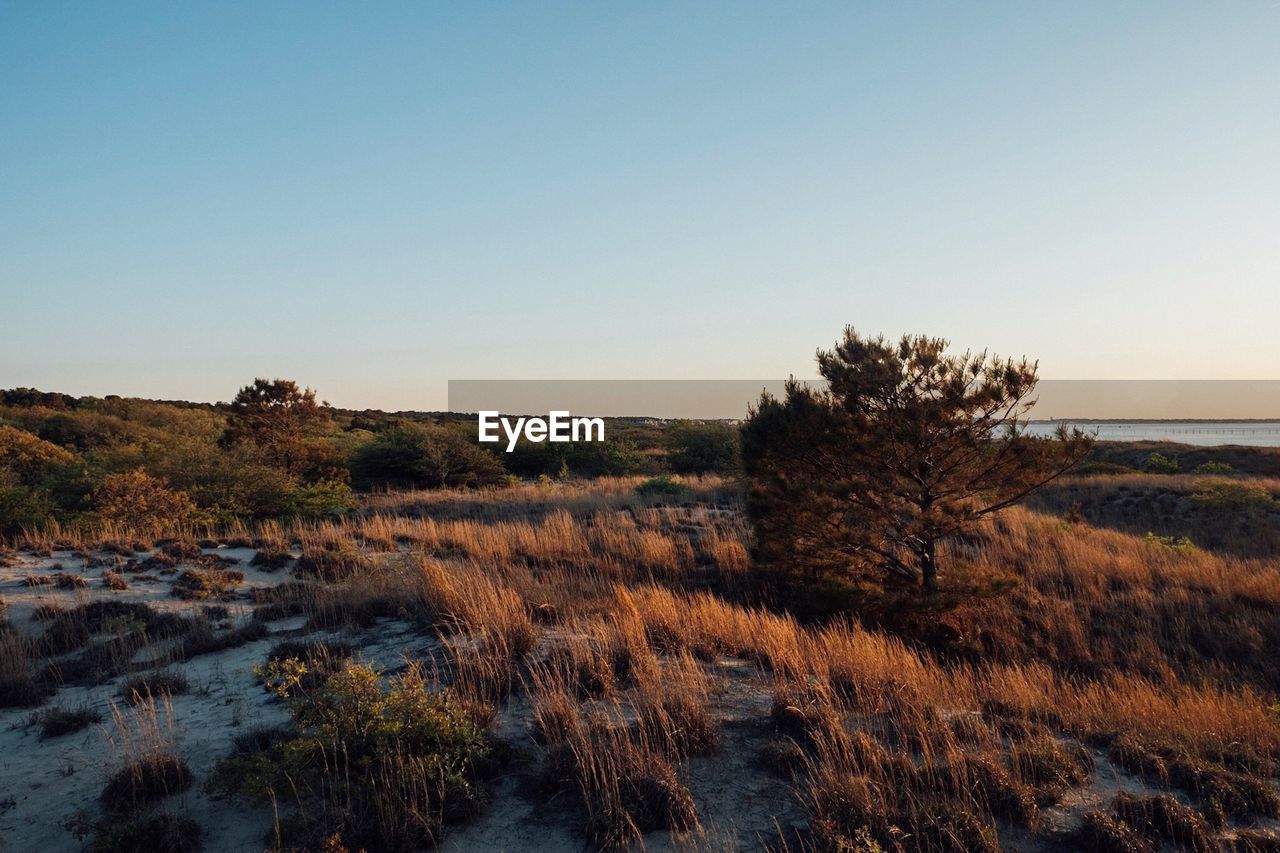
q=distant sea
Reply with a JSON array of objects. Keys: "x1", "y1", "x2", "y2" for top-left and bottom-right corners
[{"x1": 1024, "y1": 421, "x2": 1280, "y2": 447}]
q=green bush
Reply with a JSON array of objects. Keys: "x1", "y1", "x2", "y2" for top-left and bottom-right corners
[
  {"x1": 1145, "y1": 452, "x2": 1180, "y2": 475},
  {"x1": 664, "y1": 421, "x2": 740, "y2": 475},
  {"x1": 636, "y1": 476, "x2": 689, "y2": 498},
  {"x1": 213, "y1": 659, "x2": 490, "y2": 849},
  {"x1": 350, "y1": 422, "x2": 507, "y2": 489},
  {"x1": 1069, "y1": 462, "x2": 1136, "y2": 477},
  {"x1": 1145, "y1": 532, "x2": 1196, "y2": 553},
  {"x1": 1190, "y1": 480, "x2": 1276, "y2": 512},
  {"x1": 1192, "y1": 461, "x2": 1234, "y2": 476},
  {"x1": 286, "y1": 478, "x2": 355, "y2": 519}
]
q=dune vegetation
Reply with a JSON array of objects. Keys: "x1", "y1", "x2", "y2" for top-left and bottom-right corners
[
  {"x1": 0, "y1": 469, "x2": 1276, "y2": 851},
  {"x1": 3, "y1": 361, "x2": 1280, "y2": 851}
]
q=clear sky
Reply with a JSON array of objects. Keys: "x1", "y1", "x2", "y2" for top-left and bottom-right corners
[{"x1": 2, "y1": 2, "x2": 1278, "y2": 411}]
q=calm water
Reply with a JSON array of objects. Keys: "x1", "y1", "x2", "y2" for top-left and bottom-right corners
[{"x1": 1024, "y1": 421, "x2": 1280, "y2": 447}]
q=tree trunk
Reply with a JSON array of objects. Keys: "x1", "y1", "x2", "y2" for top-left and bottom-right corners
[{"x1": 921, "y1": 540, "x2": 938, "y2": 594}]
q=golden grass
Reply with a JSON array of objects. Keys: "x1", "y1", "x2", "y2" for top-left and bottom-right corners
[{"x1": 8, "y1": 474, "x2": 1280, "y2": 850}]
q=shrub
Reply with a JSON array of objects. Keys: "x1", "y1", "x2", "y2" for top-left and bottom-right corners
[
  {"x1": 103, "y1": 571, "x2": 129, "y2": 591},
  {"x1": 171, "y1": 568, "x2": 244, "y2": 601},
  {"x1": 1145, "y1": 452, "x2": 1180, "y2": 475},
  {"x1": 1190, "y1": 480, "x2": 1276, "y2": 512},
  {"x1": 1193, "y1": 461, "x2": 1234, "y2": 476},
  {"x1": 101, "y1": 753, "x2": 194, "y2": 813},
  {"x1": 1070, "y1": 462, "x2": 1136, "y2": 476},
  {"x1": 55, "y1": 572, "x2": 89, "y2": 589},
  {"x1": 1145, "y1": 532, "x2": 1196, "y2": 553},
  {"x1": 287, "y1": 479, "x2": 355, "y2": 520},
  {"x1": 350, "y1": 422, "x2": 507, "y2": 490},
  {"x1": 664, "y1": 421, "x2": 740, "y2": 475},
  {"x1": 214, "y1": 659, "x2": 491, "y2": 849},
  {"x1": 635, "y1": 476, "x2": 689, "y2": 499},
  {"x1": 0, "y1": 475, "x2": 59, "y2": 535},
  {"x1": 92, "y1": 469, "x2": 202, "y2": 531}
]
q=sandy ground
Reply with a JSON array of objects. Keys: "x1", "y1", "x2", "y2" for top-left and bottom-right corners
[{"x1": 0, "y1": 548, "x2": 296, "y2": 851}]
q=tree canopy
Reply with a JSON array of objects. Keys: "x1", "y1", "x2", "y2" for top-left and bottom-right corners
[{"x1": 741, "y1": 329, "x2": 1092, "y2": 594}]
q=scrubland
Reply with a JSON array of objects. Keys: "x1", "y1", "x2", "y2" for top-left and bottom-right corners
[{"x1": 1, "y1": 473, "x2": 1279, "y2": 851}]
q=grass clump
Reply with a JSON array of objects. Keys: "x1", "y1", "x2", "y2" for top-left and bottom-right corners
[
  {"x1": 249, "y1": 544, "x2": 292, "y2": 570},
  {"x1": 0, "y1": 631, "x2": 54, "y2": 708},
  {"x1": 1010, "y1": 735, "x2": 1092, "y2": 802},
  {"x1": 91, "y1": 812, "x2": 203, "y2": 853},
  {"x1": 1235, "y1": 830, "x2": 1280, "y2": 853},
  {"x1": 294, "y1": 540, "x2": 370, "y2": 581},
  {"x1": 120, "y1": 671, "x2": 189, "y2": 704},
  {"x1": 31, "y1": 602, "x2": 65, "y2": 621},
  {"x1": 171, "y1": 568, "x2": 244, "y2": 601},
  {"x1": 1112, "y1": 792, "x2": 1214, "y2": 853},
  {"x1": 37, "y1": 704, "x2": 102, "y2": 738},
  {"x1": 101, "y1": 753, "x2": 195, "y2": 813},
  {"x1": 1072, "y1": 809, "x2": 1156, "y2": 853}
]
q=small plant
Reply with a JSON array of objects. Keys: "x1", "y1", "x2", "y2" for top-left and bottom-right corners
[
  {"x1": 635, "y1": 476, "x2": 689, "y2": 498},
  {"x1": 1192, "y1": 460, "x2": 1234, "y2": 476},
  {"x1": 171, "y1": 568, "x2": 244, "y2": 601},
  {"x1": 102, "y1": 571, "x2": 129, "y2": 591},
  {"x1": 37, "y1": 705, "x2": 102, "y2": 738},
  {"x1": 213, "y1": 659, "x2": 491, "y2": 849},
  {"x1": 1145, "y1": 532, "x2": 1196, "y2": 553}
]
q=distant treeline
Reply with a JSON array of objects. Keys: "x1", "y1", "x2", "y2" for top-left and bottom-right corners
[{"x1": 0, "y1": 384, "x2": 740, "y2": 534}]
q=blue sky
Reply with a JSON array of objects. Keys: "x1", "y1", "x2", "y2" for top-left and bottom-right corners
[{"x1": 2, "y1": 2, "x2": 1278, "y2": 410}]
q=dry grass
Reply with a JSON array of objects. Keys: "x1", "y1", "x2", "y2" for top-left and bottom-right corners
[{"x1": 5, "y1": 473, "x2": 1280, "y2": 850}]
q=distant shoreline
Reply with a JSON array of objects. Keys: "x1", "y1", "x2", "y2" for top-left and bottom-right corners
[{"x1": 1028, "y1": 419, "x2": 1280, "y2": 424}]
